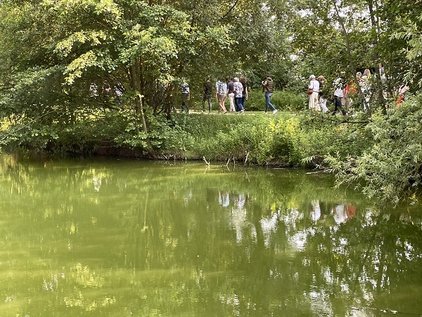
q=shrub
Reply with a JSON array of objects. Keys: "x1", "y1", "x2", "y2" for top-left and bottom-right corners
[
  {"x1": 326, "y1": 95, "x2": 422, "y2": 204},
  {"x1": 246, "y1": 89, "x2": 307, "y2": 111},
  {"x1": 199, "y1": 118, "x2": 274, "y2": 164},
  {"x1": 271, "y1": 90, "x2": 308, "y2": 111}
]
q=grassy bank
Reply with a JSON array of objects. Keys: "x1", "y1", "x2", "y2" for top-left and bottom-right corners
[
  {"x1": 2, "y1": 95, "x2": 422, "y2": 204},
  {"x1": 0, "y1": 109, "x2": 370, "y2": 168},
  {"x1": 172, "y1": 111, "x2": 369, "y2": 167}
]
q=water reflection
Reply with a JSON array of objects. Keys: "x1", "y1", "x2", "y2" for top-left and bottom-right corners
[{"x1": 0, "y1": 155, "x2": 422, "y2": 316}]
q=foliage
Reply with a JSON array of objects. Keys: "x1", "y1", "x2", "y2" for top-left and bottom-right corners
[
  {"x1": 170, "y1": 112, "x2": 370, "y2": 167},
  {"x1": 200, "y1": 119, "x2": 274, "y2": 164},
  {"x1": 283, "y1": 0, "x2": 422, "y2": 106},
  {"x1": 0, "y1": 110, "x2": 370, "y2": 169},
  {"x1": 241, "y1": 90, "x2": 307, "y2": 112},
  {"x1": 271, "y1": 91, "x2": 308, "y2": 111},
  {"x1": 389, "y1": 3, "x2": 422, "y2": 87},
  {"x1": 0, "y1": 0, "x2": 292, "y2": 121},
  {"x1": 326, "y1": 95, "x2": 422, "y2": 204},
  {"x1": 1, "y1": 0, "x2": 422, "y2": 203}
]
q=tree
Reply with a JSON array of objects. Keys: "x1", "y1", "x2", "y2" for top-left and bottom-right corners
[
  {"x1": 0, "y1": 0, "x2": 234, "y2": 122},
  {"x1": 0, "y1": 0, "x2": 297, "y2": 122}
]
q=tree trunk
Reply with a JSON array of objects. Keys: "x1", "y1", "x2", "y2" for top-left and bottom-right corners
[
  {"x1": 129, "y1": 58, "x2": 148, "y2": 132},
  {"x1": 332, "y1": 0, "x2": 356, "y2": 77},
  {"x1": 367, "y1": 0, "x2": 386, "y2": 109}
]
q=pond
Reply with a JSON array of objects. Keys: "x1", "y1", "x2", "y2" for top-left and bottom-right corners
[{"x1": 0, "y1": 155, "x2": 421, "y2": 317}]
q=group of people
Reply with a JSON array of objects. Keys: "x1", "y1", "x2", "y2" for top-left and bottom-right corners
[
  {"x1": 89, "y1": 81, "x2": 124, "y2": 104},
  {"x1": 307, "y1": 67, "x2": 410, "y2": 115},
  {"x1": 307, "y1": 69, "x2": 375, "y2": 115},
  {"x1": 88, "y1": 67, "x2": 410, "y2": 115},
  {"x1": 213, "y1": 76, "x2": 248, "y2": 114},
  {"x1": 181, "y1": 76, "x2": 249, "y2": 114},
  {"x1": 180, "y1": 75, "x2": 278, "y2": 114}
]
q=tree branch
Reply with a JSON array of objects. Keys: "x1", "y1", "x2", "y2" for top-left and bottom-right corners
[{"x1": 221, "y1": 0, "x2": 241, "y2": 20}]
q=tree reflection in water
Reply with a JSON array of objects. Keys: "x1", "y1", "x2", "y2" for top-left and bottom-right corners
[{"x1": 0, "y1": 156, "x2": 421, "y2": 316}]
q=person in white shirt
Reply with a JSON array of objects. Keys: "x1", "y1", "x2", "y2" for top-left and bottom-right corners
[
  {"x1": 308, "y1": 75, "x2": 320, "y2": 111},
  {"x1": 332, "y1": 77, "x2": 347, "y2": 115},
  {"x1": 360, "y1": 68, "x2": 372, "y2": 112},
  {"x1": 180, "y1": 81, "x2": 190, "y2": 113}
]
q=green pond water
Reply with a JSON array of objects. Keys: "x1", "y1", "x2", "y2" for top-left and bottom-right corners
[{"x1": 0, "y1": 155, "x2": 421, "y2": 317}]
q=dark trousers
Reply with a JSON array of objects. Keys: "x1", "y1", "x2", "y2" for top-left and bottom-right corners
[
  {"x1": 235, "y1": 97, "x2": 244, "y2": 112},
  {"x1": 181, "y1": 94, "x2": 189, "y2": 113},
  {"x1": 332, "y1": 96, "x2": 346, "y2": 115},
  {"x1": 202, "y1": 95, "x2": 211, "y2": 112}
]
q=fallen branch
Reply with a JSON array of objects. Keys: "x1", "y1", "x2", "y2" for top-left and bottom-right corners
[
  {"x1": 203, "y1": 156, "x2": 210, "y2": 166},
  {"x1": 244, "y1": 152, "x2": 250, "y2": 165}
]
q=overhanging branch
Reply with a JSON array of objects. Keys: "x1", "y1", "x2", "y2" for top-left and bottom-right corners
[{"x1": 221, "y1": 0, "x2": 241, "y2": 20}]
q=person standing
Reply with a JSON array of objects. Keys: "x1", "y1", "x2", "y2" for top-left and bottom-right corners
[
  {"x1": 360, "y1": 68, "x2": 372, "y2": 112},
  {"x1": 215, "y1": 78, "x2": 228, "y2": 113},
  {"x1": 202, "y1": 77, "x2": 213, "y2": 113},
  {"x1": 396, "y1": 84, "x2": 409, "y2": 107},
  {"x1": 227, "y1": 77, "x2": 235, "y2": 112},
  {"x1": 317, "y1": 75, "x2": 329, "y2": 113},
  {"x1": 240, "y1": 76, "x2": 249, "y2": 110},
  {"x1": 180, "y1": 80, "x2": 190, "y2": 113},
  {"x1": 102, "y1": 81, "x2": 112, "y2": 96},
  {"x1": 89, "y1": 83, "x2": 99, "y2": 97},
  {"x1": 262, "y1": 76, "x2": 277, "y2": 114},
  {"x1": 114, "y1": 82, "x2": 124, "y2": 105},
  {"x1": 332, "y1": 76, "x2": 346, "y2": 115},
  {"x1": 308, "y1": 75, "x2": 320, "y2": 111},
  {"x1": 343, "y1": 80, "x2": 354, "y2": 112},
  {"x1": 233, "y1": 77, "x2": 244, "y2": 112}
]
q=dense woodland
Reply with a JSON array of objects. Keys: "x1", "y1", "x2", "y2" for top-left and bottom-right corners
[{"x1": 0, "y1": 0, "x2": 421, "y2": 203}]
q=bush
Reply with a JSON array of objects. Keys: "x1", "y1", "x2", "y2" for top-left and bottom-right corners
[
  {"x1": 326, "y1": 95, "x2": 422, "y2": 204},
  {"x1": 2, "y1": 95, "x2": 420, "y2": 204},
  {"x1": 166, "y1": 111, "x2": 370, "y2": 168},
  {"x1": 0, "y1": 105, "x2": 371, "y2": 168},
  {"x1": 272, "y1": 90, "x2": 308, "y2": 111},
  {"x1": 3, "y1": 108, "x2": 369, "y2": 167},
  {"x1": 198, "y1": 118, "x2": 274, "y2": 164},
  {"x1": 245, "y1": 89, "x2": 307, "y2": 111}
]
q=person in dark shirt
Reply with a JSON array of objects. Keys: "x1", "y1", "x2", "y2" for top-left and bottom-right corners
[
  {"x1": 240, "y1": 76, "x2": 249, "y2": 110},
  {"x1": 202, "y1": 77, "x2": 213, "y2": 113},
  {"x1": 262, "y1": 76, "x2": 277, "y2": 114}
]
